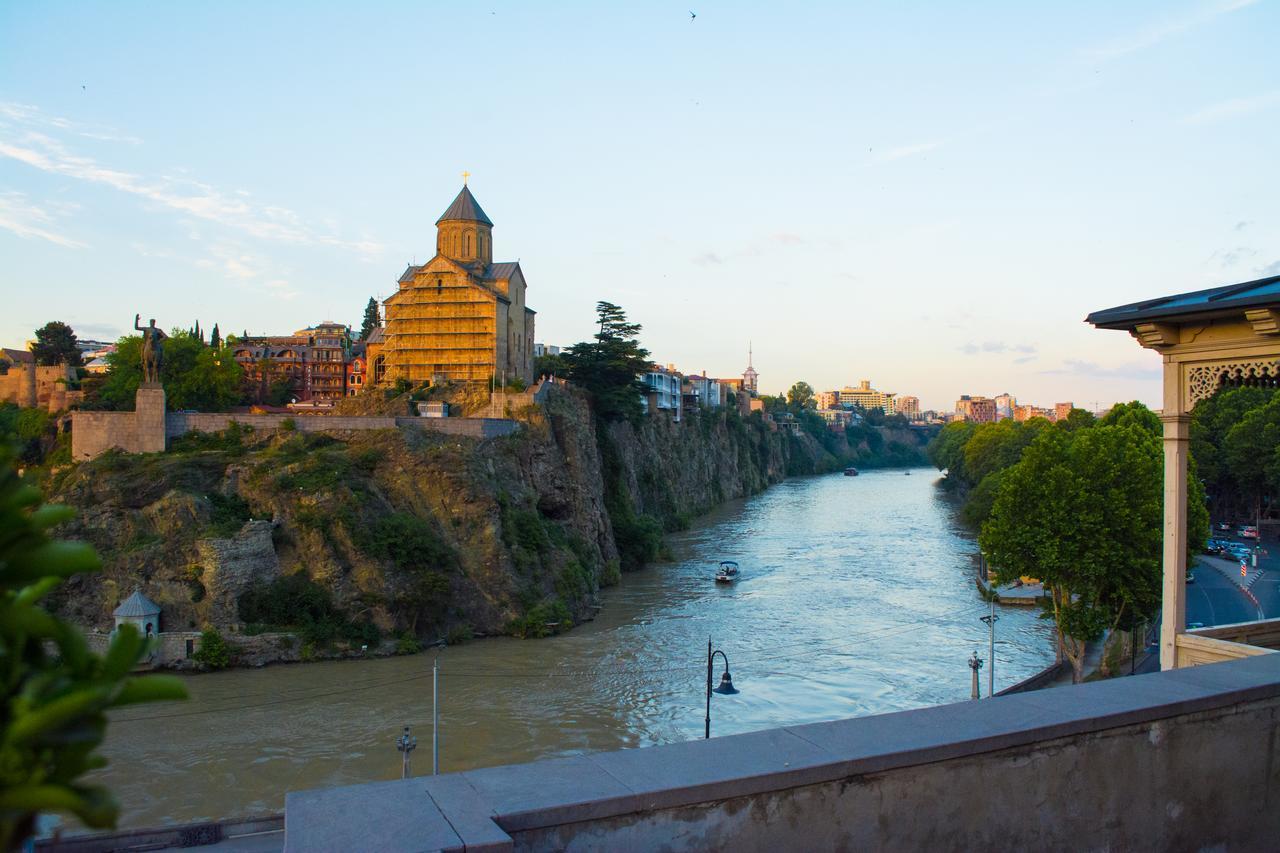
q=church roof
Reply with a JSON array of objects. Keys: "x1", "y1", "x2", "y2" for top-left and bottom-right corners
[
  {"x1": 365, "y1": 327, "x2": 385, "y2": 344},
  {"x1": 398, "y1": 264, "x2": 421, "y2": 284},
  {"x1": 113, "y1": 589, "x2": 161, "y2": 617},
  {"x1": 2, "y1": 348, "x2": 34, "y2": 364},
  {"x1": 482, "y1": 262, "x2": 520, "y2": 281},
  {"x1": 1087, "y1": 272, "x2": 1280, "y2": 329},
  {"x1": 436, "y1": 185, "x2": 493, "y2": 226}
]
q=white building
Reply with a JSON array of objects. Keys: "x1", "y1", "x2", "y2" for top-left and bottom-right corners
[
  {"x1": 533, "y1": 343, "x2": 561, "y2": 359},
  {"x1": 641, "y1": 364, "x2": 683, "y2": 420},
  {"x1": 113, "y1": 589, "x2": 161, "y2": 639},
  {"x1": 684, "y1": 373, "x2": 722, "y2": 409}
]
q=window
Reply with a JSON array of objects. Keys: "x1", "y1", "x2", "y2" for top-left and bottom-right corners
[{"x1": 465, "y1": 233, "x2": 472, "y2": 256}]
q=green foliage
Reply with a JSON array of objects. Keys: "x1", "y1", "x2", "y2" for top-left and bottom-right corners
[
  {"x1": 237, "y1": 574, "x2": 378, "y2": 647},
  {"x1": 978, "y1": 419, "x2": 1169, "y2": 681},
  {"x1": 266, "y1": 378, "x2": 294, "y2": 407},
  {"x1": 354, "y1": 512, "x2": 454, "y2": 572},
  {"x1": 927, "y1": 420, "x2": 976, "y2": 481},
  {"x1": 0, "y1": 448, "x2": 187, "y2": 848},
  {"x1": 509, "y1": 599, "x2": 572, "y2": 638},
  {"x1": 534, "y1": 352, "x2": 568, "y2": 377},
  {"x1": 786, "y1": 381, "x2": 815, "y2": 410},
  {"x1": 88, "y1": 333, "x2": 244, "y2": 412},
  {"x1": 562, "y1": 302, "x2": 652, "y2": 422},
  {"x1": 360, "y1": 297, "x2": 381, "y2": 341},
  {"x1": 600, "y1": 558, "x2": 622, "y2": 587},
  {"x1": 446, "y1": 624, "x2": 474, "y2": 645},
  {"x1": 30, "y1": 321, "x2": 82, "y2": 367},
  {"x1": 206, "y1": 492, "x2": 252, "y2": 537},
  {"x1": 279, "y1": 417, "x2": 297, "y2": 433},
  {"x1": 0, "y1": 403, "x2": 56, "y2": 463},
  {"x1": 168, "y1": 421, "x2": 252, "y2": 455},
  {"x1": 395, "y1": 632, "x2": 422, "y2": 655},
  {"x1": 192, "y1": 629, "x2": 231, "y2": 669}
]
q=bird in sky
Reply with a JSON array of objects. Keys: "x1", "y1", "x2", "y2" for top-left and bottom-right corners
[{"x1": 690, "y1": 11, "x2": 696, "y2": 21}]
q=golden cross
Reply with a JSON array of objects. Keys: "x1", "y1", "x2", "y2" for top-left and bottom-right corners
[{"x1": 462, "y1": 170, "x2": 470, "y2": 185}]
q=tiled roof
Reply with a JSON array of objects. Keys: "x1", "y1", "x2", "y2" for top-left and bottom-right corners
[
  {"x1": 113, "y1": 589, "x2": 161, "y2": 617},
  {"x1": 1, "y1": 348, "x2": 34, "y2": 364},
  {"x1": 398, "y1": 265, "x2": 422, "y2": 284},
  {"x1": 365, "y1": 327, "x2": 385, "y2": 344},
  {"x1": 1087, "y1": 273, "x2": 1280, "y2": 328},
  {"x1": 436, "y1": 185, "x2": 493, "y2": 226}
]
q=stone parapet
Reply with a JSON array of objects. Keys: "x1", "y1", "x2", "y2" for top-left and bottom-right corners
[{"x1": 284, "y1": 654, "x2": 1280, "y2": 852}]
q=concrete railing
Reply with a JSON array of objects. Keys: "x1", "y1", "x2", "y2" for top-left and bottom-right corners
[
  {"x1": 285, "y1": 654, "x2": 1280, "y2": 852},
  {"x1": 37, "y1": 816, "x2": 282, "y2": 852}
]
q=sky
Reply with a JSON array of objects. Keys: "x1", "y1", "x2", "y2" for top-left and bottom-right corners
[{"x1": 1, "y1": 1, "x2": 1277, "y2": 411}]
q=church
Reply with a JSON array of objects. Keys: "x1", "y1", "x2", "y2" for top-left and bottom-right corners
[{"x1": 373, "y1": 183, "x2": 535, "y2": 387}]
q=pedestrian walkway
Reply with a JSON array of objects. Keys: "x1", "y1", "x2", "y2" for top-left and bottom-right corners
[{"x1": 1046, "y1": 632, "x2": 1108, "y2": 688}]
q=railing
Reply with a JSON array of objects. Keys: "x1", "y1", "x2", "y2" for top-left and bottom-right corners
[{"x1": 1175, "y1": 620, "x2": 1280, "y2": 667}]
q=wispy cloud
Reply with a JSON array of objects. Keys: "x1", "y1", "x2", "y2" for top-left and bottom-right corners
[
  {"x1": 959, "y1": 341, "x2": 1037, "y2": 356},
  {"x1": 1259, "y1": 260, "x2": 1280, "y2": 278},
  {"x1": 0, "y1": 104, "x2": 384, "y2": 258},
  {"x1": 1235, "y1": 220, "x2": 1253, "y2": 232},
  {"x1": 693, "y1": 252, "x2": 723, "y2": 266},
  {"x1": 1041, "y1": 359, "x2": 1161, "y2": 381},
  {"x1": 1182, "y1": 90, "x2": 1280, "y2": 124},
  {"x1": 1083, "y1": 0, "x2": 1258, "y2": 62},
  {"x1": 0, "y1": 101, "x2": 143, "y2": 145},
  {"x1": 1209, "y1": 246, "x2": 1257, "y2": 268},
  {"x1": 0, "y1": 191, "x2": 86, "y2": 248},
  {"x1": 875, "y1": 141, "x2": 944, "y2": 163}
]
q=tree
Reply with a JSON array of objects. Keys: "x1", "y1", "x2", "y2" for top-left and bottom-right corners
[
  {"x1": 86, "y1": 333, "x2": 243, "y2": 412},
  {"x1": 1224, "y1": 394, "x2": 1280, "y2": 528},
  {"x1": 534, "y1": 352, "x2": 568, "y2": 378},
  {"x1": 0, "y1": 448, "x2": 187, "y2": 848},
  {"x1": 927, "y1": 420, "x2": 976, "y2": 482},
  {"x1": 978, "y1": 413, "x2": 1206, "y2": 683},
  {"x1": 30, "y1": 321, "x2": 82, "y2": 367},
  {"x1": 209, "y1": 324, "x2": 222, "y2": 349},
  {"x1": 786, "y1": 381, "x2": 815, "y2": 410},
  {"x1": 359, "y1": 297, "x2": 381, "y2": 341},
  {"x1": 562, "y1": 302, "x2": 652, "y2": 422},
  {"x1": 192, "y1": 629, "x2": 231, "y2": 669}
]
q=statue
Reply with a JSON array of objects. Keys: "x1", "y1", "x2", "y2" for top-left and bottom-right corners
[{"x1": 134, "y1": 314, "x2": 167, "y2": 385}]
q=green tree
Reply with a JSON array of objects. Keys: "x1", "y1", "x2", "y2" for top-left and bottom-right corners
[
  {"x1": 1224, "y1": 394, "x2": 1280, "y2": 527},
  {"x1": 209, "y1": 324, "x2": 222, "y2": 349},
  {"x1": 534, "y1": 352, "x2": 568, "y2": 378},
  {"x1": 786, "y1": 381, "x2": 815, "y2": 410},
  {"x1": 562, "y1": 302, "x2": 652, "y2": 422},
  {"x1": 927, "y1": 420, "x2": 976, "y2": 482},
  {"x1": 162, "y1": 333, "x2": 244, "y2": 411},
  {"x1": 979, "y1": 414, "x2": 1204, "y2": 683},
  {"x1": 30, "y1": 321, "x2": 82, "y2": 367},
  {"x1": 359, "y1": 297, "x2": 381, "y2": 340},
  {"x1": 0, "y1": 449, "x2": 187, "y2": 847}
]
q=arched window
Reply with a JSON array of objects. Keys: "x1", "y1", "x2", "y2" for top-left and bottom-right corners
[{"x1": 465, "y1": 233, "x2": 472, "y2": 256}]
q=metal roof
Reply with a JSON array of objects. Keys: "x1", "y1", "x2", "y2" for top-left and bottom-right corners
[
  {"x1": 113, "y1": 589, "x2": 161, "y2": 617},
  {"x1": 436, "y1": 186, "x2": 493, "y2": 226},
  {"x1": 482, "y1": 261, "x2": 520, "y2": 281},
  {"x1": 398, "y1": 265, "x2": 421, "y2": 284},
  {"x1": 365, "y1": 327, "x2": 385, "y2": 344},
  {"x1": 1087, "y1": 273, "x2": 1280, "y2": 329}
]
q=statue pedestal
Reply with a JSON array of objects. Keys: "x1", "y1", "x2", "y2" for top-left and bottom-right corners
[{"x1": 134, "y1": 385, "x2": 166, "y2": 454}]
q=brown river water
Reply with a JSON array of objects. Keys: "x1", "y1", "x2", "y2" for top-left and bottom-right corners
[{"x1": 89, "y1": 468, "x2": 1055, "y2": 829}]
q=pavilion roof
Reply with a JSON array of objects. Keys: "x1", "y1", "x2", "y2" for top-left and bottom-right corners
[{"x1": 1087, "y1": 273, "x2": 1280, "y2": 329}]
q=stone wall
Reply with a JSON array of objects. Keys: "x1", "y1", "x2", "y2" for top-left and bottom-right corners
[{"x1": 285, "y1": 654, "x2": 1280, "y2": 852}]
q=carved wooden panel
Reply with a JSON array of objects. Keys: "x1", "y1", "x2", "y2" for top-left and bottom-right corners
[{"x1": 1186, "y1": 359, "x2": 1280, "y2": 409}]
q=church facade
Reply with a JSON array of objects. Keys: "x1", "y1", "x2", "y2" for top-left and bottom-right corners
[{"x1": 375, "y1": 185, "x2": 535, "y2": 386}]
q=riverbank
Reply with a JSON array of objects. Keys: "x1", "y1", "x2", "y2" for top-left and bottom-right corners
[{"x1": 82, "y1": 468, "x2": 1055, "y2": 831}]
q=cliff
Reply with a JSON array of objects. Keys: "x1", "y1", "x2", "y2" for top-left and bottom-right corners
[{"x1": 46, "y1": 388, "x2": 931, "y2": 659}]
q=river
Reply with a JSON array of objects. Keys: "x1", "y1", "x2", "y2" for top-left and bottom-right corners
[{"x1": 93, "y1": 467, "x2": 1055, "y2": 828}]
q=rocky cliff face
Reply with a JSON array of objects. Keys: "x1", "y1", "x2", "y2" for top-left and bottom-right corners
[{"x1": 48, "y1": 387, "x2": 926, "y2": 654}]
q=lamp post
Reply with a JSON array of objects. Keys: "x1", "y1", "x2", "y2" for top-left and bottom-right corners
[
  {"x1": 396, "y1": 725, "x2": 417, "y2": 779},
  {"x1": 705, "y1": 637, "x2": 739, "y2": 739}
]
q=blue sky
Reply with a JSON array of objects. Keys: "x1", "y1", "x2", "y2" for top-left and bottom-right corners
[{"x1": 1, "y1": 1, "x2": 1277, "y2": 410}]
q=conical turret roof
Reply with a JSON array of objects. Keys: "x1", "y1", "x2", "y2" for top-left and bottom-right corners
[
  {"x1": 113, "y1": 589, "x2": 161, "y2": 617},
  {"x1": 436, "y1": 185, "x2": 493, "y2": 226}
]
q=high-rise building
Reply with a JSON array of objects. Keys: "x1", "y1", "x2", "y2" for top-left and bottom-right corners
[
  {"x1": 955, "y1": 395, "x2": 997, "y2": 423},
  {"x1": 1054, "y1": 402, "x2": 1074, "y2": 422},
  {"x1": 895, "y1": 395, "x2": 921, "y2": 419},
  {"x1": 837, "y1": 380, "x2": 896, "y2": 414},
  {"x1": 993, "y1": 393, "x2": 1015, "y2": 421},
  {"x1": 816, "y1": 390, "x2": 838, "y2": 410}
]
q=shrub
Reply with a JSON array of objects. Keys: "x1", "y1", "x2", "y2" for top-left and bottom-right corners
[
  {"x1": 600, "y1": 558, "x2": 622, "y2": 587},
  {"x1": 446, "y1": 624, "x2": 473, "y2": 645},
  {"x1": 279, "y1": 418, "x2": 297, "y2": 433},
  {"x1": 207, "y1": 491, "x2": 252, "y2": 537},
  {"x1": 509, "y1": 599, "x2": 573, "y2": 638},
  {"x1": 192, "y1": 629, "x2": 231, "y2": 669},
  {"x1": 355, "y1": 512, "x2": 454, "y2": 571},
  {"x1": 396, "y1": 632, "x2": 423, "y2": 655},
  {"x1": 0, "y1": 448, "x2": 186, "y2": 847}
]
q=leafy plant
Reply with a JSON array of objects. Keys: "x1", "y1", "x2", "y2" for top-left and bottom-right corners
[
  {"x1": 0, "y1": 450, "x2": 187, "y2": 848},
  {"x1": 192, "y1": 629, "x2": 231, "y2": 669}
]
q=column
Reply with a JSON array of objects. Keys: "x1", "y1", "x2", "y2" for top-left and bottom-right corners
[
  {"x1": 1159, "y1": 412, "x2": 1190, "y2": 670},
  {"x1": 134, "y1": 384, "x2": 167, "y2": 454}
]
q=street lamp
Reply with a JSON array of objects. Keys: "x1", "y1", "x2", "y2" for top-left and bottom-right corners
[
  {"x1": 396, "y1": 725, "x2": 417, "y2": 779},
  {"x1": 705, "y1": 637, "x2": 739, "y2": 739}
]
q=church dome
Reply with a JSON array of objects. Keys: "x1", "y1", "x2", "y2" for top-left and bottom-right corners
[{"x1": 436, "y1": 185, "x2": 493, "y2": 226}]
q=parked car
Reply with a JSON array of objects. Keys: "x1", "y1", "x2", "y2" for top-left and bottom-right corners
[
  {"x1": 1204, "y1": 540, "x2": 1226, "y2": 555},
  {"x1": 1186, "y1": 570, "x2": 1196, "y2": 583},
  {"x1": 1216, "y1": 522, "x2": 1232, "y2": 532},
  {"x1": 1239, "y1": 526, "x2": 1260, "y2": 539}
]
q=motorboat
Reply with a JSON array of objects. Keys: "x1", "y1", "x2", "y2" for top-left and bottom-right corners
[
  {"x1": 844, "y1": 467, "x2": 859, "y2": 477},
  {"x1": 715, "y1": 560, "x2": 740, "y2": 583}
]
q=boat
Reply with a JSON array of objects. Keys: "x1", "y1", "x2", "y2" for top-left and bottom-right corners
[
  {"x1": 844, "y1": 467, "x2": 859, "y2": 477},
  {"x1": 905, "y1": 471, "x2": 911, "y2": 475},
  {"x1": 715, "y1": 560, "x2": 740, "y2": 583}
]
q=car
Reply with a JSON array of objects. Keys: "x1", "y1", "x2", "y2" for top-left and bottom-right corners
[
  {"x1": 1216, "y1": 522, "x2": 1232, "y2": 532},
  {"x1": 1188, "y1": 621, "x2": 1206, "y2": 630},
  {"x1": 1239, "y1": 526, "x2": 1260, "y2": 539},
  {"x1": 1186, "y1": 570, "x2": 1196, "y2": 583}
]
